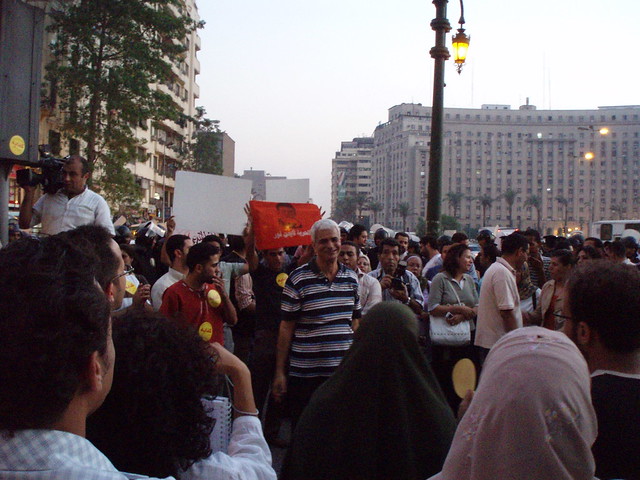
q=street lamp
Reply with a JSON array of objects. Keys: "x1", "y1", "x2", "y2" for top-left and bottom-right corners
[
  {"x1": 578, "y1": 126, "x2": 609, "y2": 229},
  {"x1": 451, "y1": 3, "x2": 470, "y2": 74},
  {"x1": 426, "y1": 0, "x2": 469, "y2": 235}
]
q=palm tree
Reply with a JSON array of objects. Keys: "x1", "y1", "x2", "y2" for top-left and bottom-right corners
[
  {"x1": 352, "y1": 192, "x2": 369, "y2": 221},
  {"x1": 395, "y1": 202, "x2": 412, "y2": 231},
  {"x1": 445, "y1": 191, "x2": 465, "y2": 218},
  {"x1": 524, "y1": 195, "x2": 543, "y2": 232},
  {"x1": 556, "y1": 196, "x2": 570, "y2": 235},
  {"x1": 477, "y1": 194, "x2": 494, "y2": 227},
  {"x1": 502, "y1": 188, "x2": 518, "y2": 226},
  {"x1": 334, "y1": 197, "x2": 356, "y2": 223},
  {"x1": 368, "y1": 200, "x2": 383, "y2": 225}
]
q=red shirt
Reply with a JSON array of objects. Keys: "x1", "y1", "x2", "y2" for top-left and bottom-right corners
[{"x1": 160, "y1": 280, "x2": 225, "y2": 345}]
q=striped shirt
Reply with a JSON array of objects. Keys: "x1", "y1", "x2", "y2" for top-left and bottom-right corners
[{"x1": 281, "y1": 259, "x2": 361, "y2": 378}]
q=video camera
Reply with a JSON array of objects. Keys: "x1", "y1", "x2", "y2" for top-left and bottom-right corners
[{"x1": 15, "y1": 145, "x2": 66, "y2": 194}]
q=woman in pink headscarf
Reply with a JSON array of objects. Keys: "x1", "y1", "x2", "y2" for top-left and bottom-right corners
[{"x1": 429, "y1": 326, "x2": 597, "y2": 480}]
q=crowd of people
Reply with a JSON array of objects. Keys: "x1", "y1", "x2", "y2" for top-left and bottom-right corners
[{"x1": 1, "y1": 155, "x2": 639, "y2": 480}]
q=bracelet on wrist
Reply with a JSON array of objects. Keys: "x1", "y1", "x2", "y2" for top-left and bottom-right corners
[{"x1": 232, "y1": 405, "x2": 259, "y2": 416}]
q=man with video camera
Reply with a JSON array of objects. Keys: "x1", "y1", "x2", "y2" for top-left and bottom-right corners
[
  {"x1": 19, "y1": 155, "x2": 114, "y2": 236},
  {"x1": 369, "y1": 237, "x2": 424, "y2": 315}
]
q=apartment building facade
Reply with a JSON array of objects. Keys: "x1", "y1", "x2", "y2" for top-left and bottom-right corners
[
  {"x1": 331, "y1": 137, "x2": 374, "y2": 222},
  {"x1": 370, "y1": 103, "x2": 640, "y2": 234}
]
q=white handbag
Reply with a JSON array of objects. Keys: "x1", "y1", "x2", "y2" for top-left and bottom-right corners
[{"x1": 429, "y1": 280, "x2": 471, "y2": 347}]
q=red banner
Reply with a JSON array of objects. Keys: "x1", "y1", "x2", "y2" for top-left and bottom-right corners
[{"x1": 250, "y1": 201, "x2": 322, "y2": 250}]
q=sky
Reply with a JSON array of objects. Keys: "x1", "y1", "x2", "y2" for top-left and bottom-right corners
[{"x1": 196, "y1": 0, "x2": 640, "y2": 212}]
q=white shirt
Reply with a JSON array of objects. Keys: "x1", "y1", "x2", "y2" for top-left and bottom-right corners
[
  {"x1": 31, "y1": 187, "x2": 114, "y2": 236},
  {"x1": 475, "y1": 257, "x2": 522, "y2": 349},
  {"x1": 151, "y1": 267, "x2": 185, "y2": 311},
  {"x1": 0, "y1": 417, "x2": 276, "y2": 480},
  {"x1": 422, "y1": 253, "x2": 442, "y2": 277},
  {"x1": 357, "y1": 268, "x2": 382, "y2": 315}
]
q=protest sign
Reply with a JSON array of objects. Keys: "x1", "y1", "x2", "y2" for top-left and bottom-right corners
[
  {"x1": 265, "y1": 179, "x2": 310, "y2": 203},
  {"x1": 250, "y1": 200, "x2": 322, "y2": 250},
  {"x1": 173, "y1": 171, "x2": 252, "y2": 236}
]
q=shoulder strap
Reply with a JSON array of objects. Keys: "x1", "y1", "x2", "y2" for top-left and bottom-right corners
[{"x1": 446, "y1": 277, "x2": 462, "y2": 305}]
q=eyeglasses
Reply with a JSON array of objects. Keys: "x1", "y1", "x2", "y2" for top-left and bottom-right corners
[
  {"x1": 553, "y1": 312, "x2": 572, "y2": 322},
  {"x1": 110, "y1": 265, "x2": 134, "y2": 283}
]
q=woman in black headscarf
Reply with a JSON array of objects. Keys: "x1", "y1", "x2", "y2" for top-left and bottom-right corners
[{"x1": 281, "y1": 302, "x2": 457, "y2": 480}]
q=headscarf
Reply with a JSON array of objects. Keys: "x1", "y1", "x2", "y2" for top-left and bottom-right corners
[
  {"x1": 281, "y1": 302, "x2": 457, "y2": 480},
  {"x1": 430, "y1": 326, "x2": 597, "y2": 480}
]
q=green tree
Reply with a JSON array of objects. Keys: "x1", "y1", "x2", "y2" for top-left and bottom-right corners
[
  {"x1": 395, "y1": 202, "x2": 412, "y2": 231},
  {"x1": 189, "y1": 107, "x2": 223, "y2": 174},
  {"x1": 441, "y1": 214, "x2": 461, "y2": 232},
  {"x1": 477, "y1": 194, "x2": 494, "y2": 227},
  {"x1": 334, "y1": 197, "x2": 357, "y2": 223},
  {"x1": 415, "y1": 217, "x2": 427, "y2": 238},
  {"x1": 46, "y1": 0, "x2": 200, "y2": 206},
  {"x1": 556, "y1": 196, "x2": 570, "y2": 235},
  {"x1": 524, "y1": 195, "x2": 543, "y2": 232},
  {"x1": 503, "y1": 188, "x2": 518, "y2": 226},
  {"x1": 353, "y1": 192, "x2": 370, "y2": 221},
  {"x1": 445, "y1": 191, "x2": 464, "y2": 218},
  {"x1": 368, "y1": 200, "x2": 383, "y2": 225}
]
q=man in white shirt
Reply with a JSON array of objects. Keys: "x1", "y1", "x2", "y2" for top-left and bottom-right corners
[
  {"x1": 339, "y1": 241, "x2": 382, "y2": 315},
  {"x1": 475, "y1": 232, "x2": 529, "y2": 364},
  {"x1": 151, "y1": 234, "x2": 192, "y2": 311},
  {"x1": 19, "y1": 155, "x2": 114, "y2": 236}
]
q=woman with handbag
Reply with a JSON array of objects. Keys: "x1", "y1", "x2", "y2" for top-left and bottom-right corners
[{"x1": 427, "y1": 243, "x2": 479, "y2": 411}]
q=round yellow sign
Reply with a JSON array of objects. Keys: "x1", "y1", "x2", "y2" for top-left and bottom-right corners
[
  {"x1": 198, "y1": 322, "x2": 213, "y2": 342},
  {"x1": 207, "y1": 289, "x2": 221, "y2": 308},
  {"x1": 276, "y1": 272, "x2": 288, "y2": 288},
  {"x1": 125, "y1": 279, "x2": 138, "y2": 295},
  {"x1": 9, "y1": 135, "x2": 25, "y2": 156}
]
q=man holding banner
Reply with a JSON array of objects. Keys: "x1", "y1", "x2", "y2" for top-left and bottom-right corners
[{"x1": 272, "y1": 219, "x2": 361, "y2": 428}]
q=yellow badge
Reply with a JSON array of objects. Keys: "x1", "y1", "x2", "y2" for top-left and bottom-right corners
[
  {"x1": 207, "y1": 289, "x2": 221, "y2": 308},
  {"x1": 9, "y1": 135, "x2": 25, "y2": 156},
  {"x1": 276, "y1": 272, "x2": 288, "y2": 288},
  {"x1": 198, "y1": 322, "x2": 213, "y2": 342},
  {"x1": 125, "y1": 279, "x2": 137, "y2": 296}
]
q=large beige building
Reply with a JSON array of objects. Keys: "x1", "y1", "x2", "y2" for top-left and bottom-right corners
[
  {"x1": 370, "y1": 102, "x2": 640, "y2": 234},
  {"x1": 331, "y1": 137, "x2": 374, "y2": 222},
  {"x1": 28, "y1": 0, "x2": 204, "y2": 220}
]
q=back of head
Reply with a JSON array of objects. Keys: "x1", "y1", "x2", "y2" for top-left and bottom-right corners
[
  {"x1": 620, "y1": 236, "x2": 639, "y2": 250},
  {"x1": 500, "y1": 232, "x2": 529, "y2": 255},
  {"x1": 438, "y1": 327, "x2": 596, "y2": 480},
  {"x1": 550, "y1": 248, "x2": 576, "y2": 267},
  {"x1": 608, "y1": 240, "x2": 626, "y2": 259},
  {"x1": 437, "y1": 235, "x2": 452, "y2": 251},
  {"x1": 421, "y1": 234, "x2": 438, "y2": 250},
  {"x1": 567, "y1": 260, "x2": 640, "y2": 353},
  {"x1": 227, "y1": 234, "x2": 245, "y2": 253},
  {"x1": 450, "y1": 232, "x2": 468, "y2": 244},
  {"x1": 60, "y1": 225, "x2": 119, "y2": 290},
  {"x1": 87, "y1": 313, "x2": 218, "y2": 477},
  {"x1": 374, "y1": 228, "x2": 389, "y2": 241},
  {"x1": 187, "y1": 241, "x2": 220, "y2": 271},
  {"x1": 0, "y1": 237, "x2": 110, "y2": 431},
  {"x1": 524, "y1": 228, "x2": 541, "y2": 243},
  {"x1": 283, "y1": 302, "x2": 456, "y2": 480}
]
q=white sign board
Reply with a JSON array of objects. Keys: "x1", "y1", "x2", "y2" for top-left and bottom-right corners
[
  {"x1": 173, "y1": 171, "x2": 252, "y2": 237},
  {"x1": 266, "y1": 179, "x2": 310, "y2": 203}
]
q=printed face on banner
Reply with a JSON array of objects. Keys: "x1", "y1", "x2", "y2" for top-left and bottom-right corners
[{"x1": 251, "y1": 201, "x2": 322, "y2": 250}]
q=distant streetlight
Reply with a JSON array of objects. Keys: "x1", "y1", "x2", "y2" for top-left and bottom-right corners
[
  {"x1": 578, "y1": 126, "x2": 609, "y2": 226},
  {"x1": 426, "y1": 0, "x2": 470, "y2": 235}
]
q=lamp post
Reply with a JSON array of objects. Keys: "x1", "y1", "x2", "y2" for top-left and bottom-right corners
[
  {"x1": 426, "y1": 0, "x2": 469, "y2": 235},
  {"x1": 580, "y1": 126, "x2": 608, "y2": 229},
  {"x1": 162, "y1": 141, "x2": 174, "y2": 222}
]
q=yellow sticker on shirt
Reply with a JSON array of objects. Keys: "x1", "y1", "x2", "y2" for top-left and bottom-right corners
[
  {"x1": 276, "y1": 272, "x2": 288, "y2": 288},
  {"x1": 207, "y1": 289, "x2": 221, "y2": 308},
  {"x1": 198, "y1": 322, "x2": 213, "y2": 342},
  {"x1": 125, "y1": 279, "x2": 138, "y2": 295}
]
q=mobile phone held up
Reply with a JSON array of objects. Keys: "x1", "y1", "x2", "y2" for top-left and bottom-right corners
[{"x1": 392, "y1": 261, "x2": 407, "y2": 290}]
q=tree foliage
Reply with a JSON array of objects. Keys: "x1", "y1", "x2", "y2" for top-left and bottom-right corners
[
  {"x1": 333, "y1": 197, "x2": 357, "y2": 223},
  {"x1": 444, "y1": 191, "x2": 464, "y2": 218},
  {"x1": 415, "y1": 217, "x2": 427, "y2": 238},
  {"x1": 188, "y1": 107, "x2": 223, "y2": 175},
  {"x1": 368, "y1": 200, "x2": 383, "y2": 225},
  {"x1": 502, "y1": 188, "x2": 518, "y2": 225},
  {"x1": 441, "y1": 214, "x2": 461, "y2": 232},
  {"x1": 476, "y1": 194, "x2": 494, "y2": 227},
  {"x1": 395, "y1": 202, "x2": 412, "y2": 231},
  {"x1": 524, "y1": 195, "x2": 543, "y2": 232},
  {"x1": 46, "y1": 0, "x2": 200, "y2": 206}
]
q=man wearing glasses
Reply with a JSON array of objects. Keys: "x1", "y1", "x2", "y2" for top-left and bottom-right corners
[{"x1": 160, "y1": 242, "x2": 237, "y2": 345}]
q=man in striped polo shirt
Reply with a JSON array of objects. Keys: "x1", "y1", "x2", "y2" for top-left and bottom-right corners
[{"x1": 272, "y1": 219, "x2": 361, "y2": 428}]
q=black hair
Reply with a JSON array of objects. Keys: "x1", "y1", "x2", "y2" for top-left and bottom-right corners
[
  {"x1": 59, "y1": 225, "x2": 120, "y2": 290},
  {"x1": 584, "y1": 237, "x2": 604, "y2": 249},
  {"x1": 348, "y1": 224, "x2": 367, "y2": 241},
  {"x1": 87, "y1": 313, "x2": 219, "y2": 477},
  {"x1": 420, "y1": 235, "x2": 438, "y2": 249},
  {"x1": 442, "y1": 243, "x2": 470, "y2": 277},
  {"x1": 374, "y1": 228, "x2": 389, "y2": 241},
  {"x1": 580, "y1": 245, "x2": 602, "y2": 260},
  {"x1": 524, "y1": 228, "x2": 541, "y2": 243},
  {"x1": 186, "y1": 241, "x2": 220, "y2": 271},
  {"x1": 438, "y1": 238, "x2": 453, "y2": 252},
  {"x1": 201, "y1": 234, "x2": 222, "y2": 246},
  {"x1": 501, "y1": 232, "x2": 529, "y2": 255},
  {"x1": 450, "y1": 232, "x2": 468, "y2": 244},
  {"x1": 550, "y1": 249, "x2": 576, "y2": 267},
  {"x1": 608, "y1": 241, "x2": 626, "y2": 259},
  {"x1": 341, "y1": 240, "x2": 360, "y2": 256},
  {"x1": 395, "y1": 232, "x2": 409, "y2": 240},
  {"x1": 227, "y1": 234, "x2": 245, "y2": 253},
  {"x1": 0, "y1": 237, "x2": 111, "y2": 430},
  {"x1": 166, "y1": 234, "x2": 191, "y2": 264},
  {"x1": 555, "y1": 238, "x2": 571, "y2": 251},
  {"x1": 567, "y1": 260, "x2": 640, "y2": 353},
  {"x1": 66, "y1": 154, "x2": 91, "y2": 175},
  {"x1": 380, "y1": 238, "x2": 400, "y2": 252}
]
